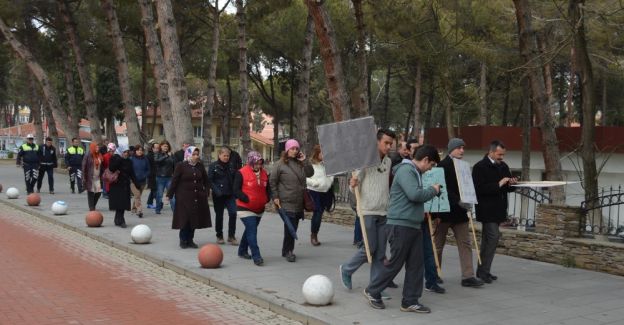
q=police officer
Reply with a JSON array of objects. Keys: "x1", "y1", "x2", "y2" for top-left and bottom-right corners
[
  {"x1": 65, "y1": 137, "x2": 85, "y2": 194},
  {"x1": 16, "y1": 134, "x2": 41, "y2": 194},
  {"x1": 37, "y1": 137, "x2": 58, "y2": 194}
]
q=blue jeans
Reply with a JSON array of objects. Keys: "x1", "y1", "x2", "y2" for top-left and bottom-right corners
[
  {"x1": 309, "y1": 190, "x2": 324, "y2": 234},
  {"x1": 213, "y1": 195, "x2": 237, "y2": 238},
  {"x1": 239, "y1": 215, "x2": 262, "y2": 261},
  {"x1": 156, "y1": 176, "x2": 171, "y2": 213},
  {"x1": 422, "y1": 221, "x2": 438, "y2": 288}
]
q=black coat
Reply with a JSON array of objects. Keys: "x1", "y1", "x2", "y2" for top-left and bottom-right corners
[
  {"x1": 207, "y1": 160, "x2": 235, "y2": 197},
  {"x1": 146, "y1": 150, "x2": 157, "y2": 189},
  {"x1": 108, "y1": 155, "x2": 137, "y2": 211},
  {"x1": 154, "y1": 152, "x2": 175, "y2": 177},
  {"x1": 472, "y1": 155, "x2": 515, "y2": 223},
  {"x1": 432, "y1": 155, "x2": 469, "y2": 224},
  {"x1": 39, "y1": 144, "x2": 58, "y2": 167},
  {"x1": 229, "y1": 150, "x2": 243, "y2": 170},
  {"x1": 167, "y1": 161, "x2": 211, "y2": 230}
]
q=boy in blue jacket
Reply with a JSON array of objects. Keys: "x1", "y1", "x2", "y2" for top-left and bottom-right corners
[{"x1": 364, "y1": 145, "x2": 440, "y2": 313}]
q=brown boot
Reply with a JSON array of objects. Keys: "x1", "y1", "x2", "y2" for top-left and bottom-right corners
[{"x1": 311, "y1": 233, "x2": 321, "y2": 246}]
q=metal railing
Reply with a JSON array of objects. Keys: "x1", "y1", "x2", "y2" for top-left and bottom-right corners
[
  {"x1": 505, "y1": 187, "x2": 551, "y2": 229},
  {"x1": 581, "y1": 185, "x2": 624, "y2": 236}
]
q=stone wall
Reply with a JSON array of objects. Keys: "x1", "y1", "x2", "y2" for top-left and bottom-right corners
[{"x1": 318, "y1": 203, "x2": 624, "y2": 277}]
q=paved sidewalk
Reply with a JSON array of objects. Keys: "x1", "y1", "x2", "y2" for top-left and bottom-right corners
[{"x1": 2, "y1": 163, "x2": 624, "y2": 325}]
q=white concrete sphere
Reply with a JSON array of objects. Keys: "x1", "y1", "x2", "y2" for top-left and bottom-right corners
[
  {"x1": 131, "y1": 224, "x2": 152, "y2": 244},
  {"x1": 302, "y1": 274, "x2": 334, "y2": 306},
  {"x1": 51, "y1": 201, "x2": 69, "y2": 215},
  {"x1": 6, "y1": 187, "x2": 19, "y2": 199}
]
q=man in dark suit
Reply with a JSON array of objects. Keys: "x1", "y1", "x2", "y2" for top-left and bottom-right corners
[{"x1": 472, "y1": 140, "x2": 517, "y2": 283}]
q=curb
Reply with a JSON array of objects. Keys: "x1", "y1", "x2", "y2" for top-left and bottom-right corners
[{"x1": 0, "y1": 198, "x2": 331, "y2": 325}]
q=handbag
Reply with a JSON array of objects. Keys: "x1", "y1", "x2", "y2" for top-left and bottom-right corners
[
  {"x1": 102, "y1": 168, "x2": 120, "y2": 184},
  {"x1": 285, "y1": 162, "x2": 316, "y2": 212}
]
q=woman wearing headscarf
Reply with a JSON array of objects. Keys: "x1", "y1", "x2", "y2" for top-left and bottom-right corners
[
  {"x1": 269, "y1": 139, "x2": 314, "y2": 262},
  {"x1": 167, "y1": 146, "x2": 211, "y2": 249},
  {"x1": 82, "y1": 142, "x2": 104, "y2": 211},
  {"x1": 306, "y1": 144, "x2": 335, "y2": 246},
  {"x1": 102, "y1": 142, "x2": 116, "y2": 198},
  {"x1": 108, "y1": 145, "x2": 137, "y2": 228},
  {"x1": 234, "y1": 151, "x2": 270, "y2": 266}
]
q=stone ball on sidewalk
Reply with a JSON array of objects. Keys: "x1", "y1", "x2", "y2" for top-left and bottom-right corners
[
  {"x1": 51, "y1": 201, "x2": 69, "y2": 215},
  {"x1": 302, "y1": 274, "x2": 334, "y2": 306},
  {"x1": 131, "y1": 224, "x2": 152, "y2": 244},
  {"x1": 6, "y1": 187, "x2": 19, "y2": 199},
  {"x1": 85, "y1": 211, "x2": 104, "y2": 227},
  {"x1": 198, "y1": 243, "x2": 223, "y2": 268},
  {"x1": 26, "y1": 193, "x2": 41, "y2": 206}
]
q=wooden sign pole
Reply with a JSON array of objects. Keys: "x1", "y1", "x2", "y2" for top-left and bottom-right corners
[
  {"x1": 353, "y1": 175, "x2": 372, "y2": 264},
  {"x1": 468, "y1": 210, "x2": 482, "y2": 265},
  {"x1": 452, "y1": 158, "x2": 482, "y2": 266},
  {"x1": 426, "y1": 212, "x2": 442, "y2": 277}
]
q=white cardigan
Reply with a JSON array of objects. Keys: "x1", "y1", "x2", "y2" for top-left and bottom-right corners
[{"x1": 307, "y1": 163, "x2": 334, "y2": 193}]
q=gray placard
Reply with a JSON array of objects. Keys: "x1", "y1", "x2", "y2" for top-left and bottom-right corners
[
  {"x1": 317, "y1": 116, "x2": 379, "y2": 176},
  {"x1": 452, "y1": 158, "x2": 478, "y2": 205}
]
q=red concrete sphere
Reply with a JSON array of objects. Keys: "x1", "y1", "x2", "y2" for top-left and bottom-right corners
[
  {"x1": 85, "y1": 211, "x2": 104, "y2": 227},
  {"x1": 198, "y1": 244, "x2": 223, "y2": 268},
  {"x1": 26, "y1": 193, "x2": 41, "y2": 206}
]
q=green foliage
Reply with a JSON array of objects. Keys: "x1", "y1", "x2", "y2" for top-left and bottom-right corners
[{"x1": 95, "y1": 66, "x2": 122, "y2": 121}]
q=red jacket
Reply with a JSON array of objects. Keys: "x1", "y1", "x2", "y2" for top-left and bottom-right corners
[{"x1": 236, "y1": 166, "x2": 269, "y2": 214}]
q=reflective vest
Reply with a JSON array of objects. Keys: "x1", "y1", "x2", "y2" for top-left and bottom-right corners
[
  {"x1": 21, "y1": 143, "x2": 39, "y2": 151},
  {"x1": 67, "y1": 146, "x2": 84, "y2": 155},
  {"x1": 236, "y1": 165, "x2": 269, "y2": 214}
]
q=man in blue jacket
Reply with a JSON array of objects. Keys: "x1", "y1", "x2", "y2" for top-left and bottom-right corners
[
  {"x1": 65, "y1": 138, "x2": 85, "y2": 194},
  {"x1": 37, "y1": 137, "x2": 57, "y2": 194},
  {"x1": 364, "y1": 145, "x2": 440, "y2": 313}
]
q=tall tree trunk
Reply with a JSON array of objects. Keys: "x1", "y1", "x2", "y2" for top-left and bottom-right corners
[
  {"x1": 410, "y1": 60, "x2": 422, "y2": 139},
  {"x1": 27, "y1": 71, "x2": 44, "y2": 144},
  {"x1": 101, "y1": 0, "x2": 142, "y2": 146},
  {"x1": 140, "y1": 39, "x2": 148, "y2": 134},
  {"x1": 351, "y1": 0, "x2": 369, "y2": 117},
  {"x1": 237, "y1": 0, "x2": 251, "y2": 154},
  {"x1": 57, "y1": 0, "x2": 103, "y2": 141},
  {"x1": 424, "y1": 73, "x2": 435, "y2": 130},
  {"x1": 106, "y1": 118, "x2": 118, "y2": 145},
  {"x1": 61, "y1": 46, "x2": 80, "y2": 136},
  {"x1": 520, "y1": 77, "x2": 532, "y2": 225},
  {"x1": 570, "y1": 0, "x2": 598, "y2": 211},
  {"x1": 155, "y1": 0, "x2": 194, "y2": 150},
  {"x1": 565, "y1": 47, "x2": 576, "y2": 126},
  {"x1": 0, "y1": 17, "x2": 78, "y2": 143},
  {"x1": 138, "y1": 0, "x2": 175, "y2": 146},
  {"x1": 305, "y1": 0, "x2": 351, "y2": 122},
  {"x1": 502, "y1": 75, "x2": 511, "y2": 126},
  {"x1": 441, "y1": 68, "x2": 454, "y2": 139},
  {"x1": 296, "y1": 14, "x2": 314, "y2": 155},
  {"x1": 222, "y1": 74, "x2": 232, "y2": 146},
  {"x1": 479, "y1": 61, "x2": 488, "y2": 125},
  {"x1": 43, "y1": 103, "x2": 59, "y2": 148},
  {"x1": 203, "y1": 1, "x2": 222, "y2": 162},
  {"x1": 513, "y1": 0, "x2": 565, "y2": 204},
  {"x1": 537, "y1": 31, "x2": 556, "y2": 122},
  {"x1": 382, "y1": 65, "x2": 391, "y2": 129},
  {"x1": 289, "y1": 70, "x2": 294, "y2": 139}
]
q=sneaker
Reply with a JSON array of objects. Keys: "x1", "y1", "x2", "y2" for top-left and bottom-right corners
[
  {"x1": 254, "y1": 258, "x2": 264, "y2": 266},
  {"x1": 489, "y1": 273, "x2": 498, "y2": 281},
  {"x1": 339, "y1": 265, "x2": 352, "y2": 290},
  {"x1": 227, "y1": 236, "x2": 238, "y2": 245},
  {"x1": 436, "y1": 275, "x2": 444, "y2": 284},
  {"x1": 155, "y1": 210, "x2": 161, "y2": 215},
  {"x1": 147, "y1": 204, "x2": 155, "y2": 209},
  {"x1": 425, "y1": 283, "x2": 446, "y2": 294},
  {"x1": 400, "y1": 304, "x2": 431, "y2": 313},
  {"x1": 71, "y1": 189, "x2": 75, "y2": 194},
  {"x1": 387, "y1": 281, "x2": 399, "y2": 288},
  {"x1": 363, "y1": 289, "x2": 385, "y2": 309},
  {"x1": 461, "y1": 277, "x2": 484, "y2": 287},
  {"x1": 286, "y1": 253, "x2": 296, "y2": 262},
  {"x1": 50, "y1": 191, "x2": 54, "y2": 194},
  {"x1": 239, "y1": 253, "x2": 252, "y2": 260},
  {"x1": 187, "y1": 241, "x2": 199, "y2": 249},
  {"x1": 381, "y1": 291, "x2": 392, "y2": 300},
  {"x1": 477, "y1": 272, "x2": 493, "y2": 284},
  {"x1": 137, "y1": 212, "x2": 143, "y2": 218},
  {"x1": 216, "y1": 237, "x2": 225, "y2": 244},
  {"x1": 119, "y1": 223, "x2": 127, "y2": 229}
]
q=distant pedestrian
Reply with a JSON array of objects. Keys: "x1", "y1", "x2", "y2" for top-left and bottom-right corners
[
  {"x1": 269, "y1": 139, "x2": 314, "y2": 262},
  {"x1": 130, "y1": 145, "x2": 150, "y2": 218},
  {"x1": 108, "y1": 145, "x2": 137, "y2": 228},
  {"x1": 82, "y1": 142, "x2": 104, "y2": 211},
  {"x1": 173, "y1": 138, "x2": 193, "y2": 165},
  {"x1": 16, "y1": 134, "x2": 40, "y2": 194},
  {"x1": 208, "y1": 147, "x2": 238, "y2": 245},
  {"x1": 226, "y1": 145, "x2": 243, "y2": 170},
  {"x1": 37, "y1": 137, "x2": 57, "y2": 194},
  {"x1": 65, "y1": 138, "x2": 85, "y2": 194},
  {"x1": 146, "y1": 141, "x2": 160, "y2": 208},
  {"x1": 167, "y1": 146, "x2": 211, "y2": 249},
  {"x1": 154, "y1": 140, "x2": 175, "y2": 214},
  {"x1": 234, "y1": 151, "x2": 270, "y2": 266},
  {"x1": 102, "y1": 143, "x2": 116, "y2": 198},
  {"x1": 306, "y1": 144, "x2": 335, "y2": 246}
]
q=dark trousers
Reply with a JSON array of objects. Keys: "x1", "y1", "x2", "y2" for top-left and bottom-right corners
[
  {"x1": 37, "y1": 165, "x2": 54, "y2": 192},
  {"x1": 69, "y1": 166, "x2": 83, "y2": 192},
  {"x1": 239, "y1": 216, "x2": 262, "y2": 261},
  {"x1": 342, "y1": 215, "x2": 387, "y2": 286},
  {"x1": 23, "y1": 164, "x2": 39, "y2": 194},
  {"x1": 147, "y1": 188, "x2": 155, "y2": 205},
  {"x1": 422, "y1": 221, "x2": 438, "y2": 288},
  {"x1": 114, "y1": 209, "x2": 126, "y2": 226},
  {"x1": 179, "y1": 221, "x2": 196, "y2": 243},
  {"x1": 87, "y1": 192, "x2": 101, "y2": 211},
  {"x1": 213, "y1": 195, "x2": 237, "y2": 238},
  {"x1": 353, "y1": 210, "x2": 363, "y2": 244},
  {"x1": 309, "y1": 190, "x2": 324, "y2": 234},
  {"x1": 282, "y1": 211, "x2": 302, "y2": 256},
  {"x1": 478, "y1": 222, "x2": 500, "y2": 276},
  {"x1": 367, "y1": 225, "x2": 424, "y2": 307}
]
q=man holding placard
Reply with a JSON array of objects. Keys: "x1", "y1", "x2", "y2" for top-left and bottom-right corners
[
  {"x1": 432, "y1": 138, "x2": 484, "y2": 288},
  {"x1": 472, "y1": 140, "x2": 517, "y2": 283}
]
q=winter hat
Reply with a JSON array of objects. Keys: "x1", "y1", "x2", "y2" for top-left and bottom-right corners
[
  {"x1": 447, "y1": 138, "x2": 466, "y2": 153},
  {"x1": 247, "y1": 151, "x2": 264, "y2": 166},
  {"x1": 107, "y1": 143, "x2": 117, "y2": 152},
  {"x1": 285, "y1": 139, "x2": 300, "y2": 152}
]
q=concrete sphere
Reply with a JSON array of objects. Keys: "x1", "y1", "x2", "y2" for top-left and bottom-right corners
[
  {"x1": 6, "y1": 187, "x2": 19, "y2": 199},
  {"x1": 302, "y1": 275, "x2": 334, "y2": 306},
  {"x1": 26, "y1": 193, "x2": 41, "y2": 206},
  {"x1": 85, "y1": 211, "x2": 104, "y2": 227},
  {"x1": 131, "y1": 224, "x2": 152, "y2": 244},
  {"x1": 51, "y1": 201, "x2": 69, "y2": 215},
  {"x1": 198, "y1": 244, "x2": 223, "y2": 268}
]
